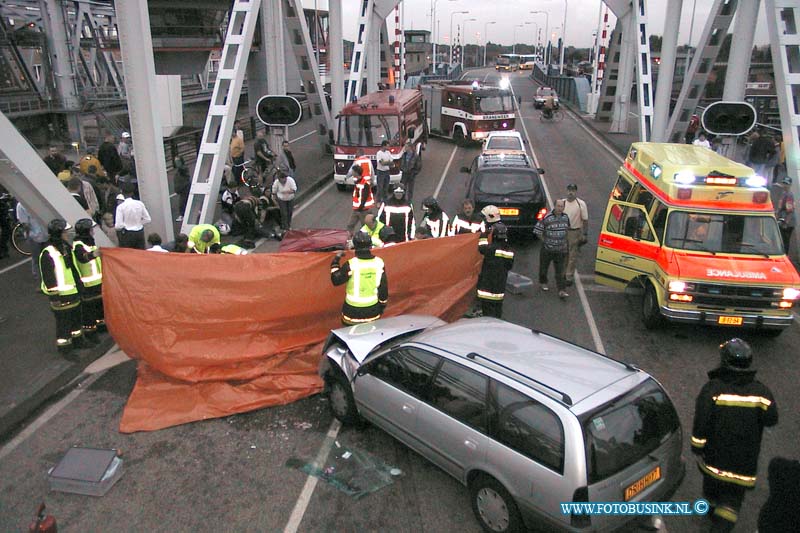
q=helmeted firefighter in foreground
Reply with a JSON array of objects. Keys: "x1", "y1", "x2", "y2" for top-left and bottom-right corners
[
  {"x1": 691, "y1": 338, "x2": 778, "y2": 532},
  {"x1": 330, "y1": 231, "x2": 388, "y2": 325}
]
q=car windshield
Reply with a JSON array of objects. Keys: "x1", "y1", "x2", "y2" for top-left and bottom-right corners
[
  {"x1": 337, "y1": 115, "x2": 400, "y2": 147},
  {"x1": 665, "y1": 211, "x2": 784, "y2": 255},
  {"x1": 497, "y1": 57, "x2": 510, "y2": 66},
  {"x1": 582, "y1": 379, "x2": 680, "y2": 484},
  {"x1": 477, "y1": 94, "x2": 514, "y2": 113},
  {"x1": 486, "y1": 137, "x2": 523, "y2": 151},
  {"x1": 476, "y1": 170, "x2": 540, "y2": 195}
]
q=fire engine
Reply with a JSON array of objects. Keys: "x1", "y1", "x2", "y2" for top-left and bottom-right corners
[
  {"x1": 419, "y1": 80, "x2": 516, "y2": 145},
  {"x1": 333, "y1": 89, "x2": 426, "y2": 191},
  {"x1": 595, "y1": 143, "x2": 800, "y2": 336}
]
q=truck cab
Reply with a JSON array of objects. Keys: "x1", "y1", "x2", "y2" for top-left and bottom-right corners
[{"x1": 595, "y1": 143, "x2": 800, "y2": 335}]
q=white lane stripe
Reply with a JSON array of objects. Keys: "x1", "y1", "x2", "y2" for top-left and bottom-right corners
[
  {"x1": 289, "y1": 130, "x2": 316, "y2": 144},
  {"x1": 0, "y1": 257, "x2": 29, "y2": 275},
  {"x1": 433, "y1": 145, "x2": 459, "y2": 199},
  {"x1": 283, "y1": 419, "x2": 342, "y2": 533},
  {"x1": 510, "y1": 79, "x2": 606, "y2": 355}
]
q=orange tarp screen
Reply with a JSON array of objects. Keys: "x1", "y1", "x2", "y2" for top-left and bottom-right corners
[{"x1": 102, "y1": 234, "x2": 481, "y2": 432}]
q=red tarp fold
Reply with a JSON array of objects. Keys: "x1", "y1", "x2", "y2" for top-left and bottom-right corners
[{"x1": 102, "y1": 234, "x2": 481, "y2": 432}]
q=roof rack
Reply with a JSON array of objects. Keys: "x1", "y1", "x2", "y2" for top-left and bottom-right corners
[
  {"x1": 465, "y1": 351, "x2": 573, "y2": 406},
  {"x1": 480, "y1": 153, "x2": 531, "y2": 167},
  {"x1": 529, "y1": 328, "x2": 639, "y2": 372}
]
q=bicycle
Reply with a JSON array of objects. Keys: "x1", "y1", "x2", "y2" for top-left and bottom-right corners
[
  {"x1": 539, "y1": 109, "x2": 564, "y2": 122},
  {"x1": 12, "y1": 223, "x2": 33, "y2": 256}
]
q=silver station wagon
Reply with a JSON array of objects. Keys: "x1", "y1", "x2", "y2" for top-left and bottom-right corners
[{"x1": 319, "y1": 316, "x2": 685, "y2": 532}]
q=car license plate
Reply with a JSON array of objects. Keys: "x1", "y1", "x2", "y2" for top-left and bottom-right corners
[
  {"x1": 499, "y1": 208, "x2": 519, "y2": 216},
  {"x1": 718, "y1": 316, "x2": 743, "y2": 326},
  {"x1": 624, "y1": 466, "x2": 661, "y2": 501}
]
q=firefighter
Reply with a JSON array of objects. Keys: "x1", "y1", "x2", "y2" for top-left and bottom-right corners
[
  {"x1": 476, "y1": 222, "x2": 514, "y2": 318},
  {"x1": 691, "y1": 338, "x2": 778, "y2": 532},
  {"x1": 188, "y1": 223, "x2": 221, "y2": 254},
  {"x1": 346, "y1": 164, "x2": 375, "y2": 235},
  {"x1": 421, "y1": 197, "x2": 449, "y2": 238},
  {"x1": 39, "y1": 219, "x2": 85, "y2": 356},
  {"x1": 330, "y1": 231, "x2": 388, "y2": 325},
  {"x1": 377, "y1": 185, "x2": 415, "y2": 242},
  {"x1": 478, "y1": 204, "x2": 501, "y2": 251},
  {"x1": 72, "y1": 218, "x2": 104, "y2": 340},
  {"x1": 449, "y1": 199, "x2": 485, "y2": 236}
]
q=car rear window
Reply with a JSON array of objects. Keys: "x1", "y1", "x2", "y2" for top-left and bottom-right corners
[
  {"x1": 537, "y1": 89, "x2": 555, "y2": 97},
  {"x1": 486, "y1": 137, "x2": 523, "y2": 151},
  {"x1": 476, "y1": 171, "x2": 541, "y2": 196},
  {"x1": 581, "y1": 378, "x2": 679, "y2": 484}
]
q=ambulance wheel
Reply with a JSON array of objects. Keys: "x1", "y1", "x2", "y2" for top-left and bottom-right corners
[
  {"x1": 642, "y1": 283, "x2": 664, "y2": 329},
  {"x1": 336, "y1": 183, "x2": 347, "y2": 192}
]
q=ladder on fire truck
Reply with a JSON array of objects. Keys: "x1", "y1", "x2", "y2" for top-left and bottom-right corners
[
  {"x1": 664, "y1": 0, "x2": 738, "y2": 143},
  {"x1": 181, "y1": 0, "x2": 261, "y2": 234}
]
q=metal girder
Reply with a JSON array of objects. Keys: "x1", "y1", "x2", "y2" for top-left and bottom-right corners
[
  {"x1": 632, "y1": 0, "x2": 654, "y2": 141},
  {"x1": 345, "y1": 0, "x2": 375, "y2": 102},
  {"x1": 609, "y1": 13, "x2": 635, "y2": 133},
  {"x1": 0, "y1": 110, "x2": 114, "y2": 247},
  {"x1": 180, "y1": 0, "x2": 262, "y2": 234},
  {"x1": 664, "y1": 0, "x2": 739, "y2": 143},
  {"x1": 652, "y1": 0, "x2": 682, "y2": 141},
  {"x1": 596, "y1": 19, "x2": 623, "y2": 122}
]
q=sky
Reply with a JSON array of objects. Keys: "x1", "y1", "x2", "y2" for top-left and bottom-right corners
[{"x1": 302, "y1": 0, "x2": 770, "y2": 49}]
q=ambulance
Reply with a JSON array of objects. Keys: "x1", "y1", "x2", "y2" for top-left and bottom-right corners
[{"x1": 595, "y1": 143, "x2": 800, "y2": 336}]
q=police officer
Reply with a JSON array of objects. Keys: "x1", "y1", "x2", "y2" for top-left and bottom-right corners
[
  {"x1": 72, "y1": 218, "x2": 104, "y2": 340},
  {"x1": 691, "y1": 338, "x2": 778, "y2": 532},
  {"x1": 39, "y1": 219, "x2": 85, "y2": 356},
  {"x1": 330, "y1": 231, "x2": 388, "y2": 325},
  {"x1": 476, "y1": 222, "x2": 514, "y2": 318}
]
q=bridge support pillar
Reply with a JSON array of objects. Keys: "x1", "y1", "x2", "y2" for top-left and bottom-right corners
[
  {"x1": 609, "y1": 12, "x2": 635, "y2": 134},
  {"x1": 724, "y1": 0, "x2": 760, "y2": 101},
  {"x1": 329, "y1": 0, "x2": 345, "y2": 118},
  {"x1": 652, "y1": 0, "x2": 683, "y2": 142}
]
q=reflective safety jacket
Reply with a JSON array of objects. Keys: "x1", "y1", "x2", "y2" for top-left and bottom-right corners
[
  {"x1": 449, "y1": 212, "x2": 485, "y2": 236},
  {"x1": 72, "y1": 238, "x2": 103, "y2": 287},
  {"x1": 359, "y1": 220, "x2": 386, "y2": 248},
  {"x1": 189, "y1": 224, "x2": 221, "y2": 253},
  {"x1": 422, "y1": 211, "x2": 450, "y2": 238},
  {"x1": 331, "y1": 250, "x2": 389, "y2": 325},
  {"x1": 39, "y1": 243, "x2": 78, "y2": 296},
  {"x1": 352, "y1": 175, "x2": 375, "y2": 211},
  {"x1": 352, "y1": 156, "x2": 373, "y2": 180},
  {"x1": 477, "y1": 240, "x2": 514, "y2": 300},
  {"x1": 691, "y1": 367, "x2": 778, "y2": 487},
  {"x1": 377, "y1": 200, "x2": 415, "y2": 241},
  {"x1": 221, "y1": 244, "x2": 248, "y2": 255}
]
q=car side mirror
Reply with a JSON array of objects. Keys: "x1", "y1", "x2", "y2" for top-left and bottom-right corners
[
  {"x1": 537, "y1": 168, "x2": 545, "y2": 174},
  {"x1": 460, "y1": 166, "x2": 471, "y2": 173}
]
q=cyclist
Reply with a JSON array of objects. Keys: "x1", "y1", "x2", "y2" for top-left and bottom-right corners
[
  {"x1": 542, "y1": 94, "x2": 556, "y2": 120},
  {"x1": 253, "y1": 130, "x2": 276, "y2": 185}
]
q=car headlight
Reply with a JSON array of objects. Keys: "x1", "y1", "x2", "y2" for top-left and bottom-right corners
[{"x1": 783, "y1": 287, "x2": 800, "y2": 300}]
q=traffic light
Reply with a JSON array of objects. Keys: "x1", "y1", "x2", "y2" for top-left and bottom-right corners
[
  {"x1": 256, "y1": 95, "x2": 302, "y2": 127},
  {"x1": 701, "y1": 101, "x2": 757, "y2": 136}
]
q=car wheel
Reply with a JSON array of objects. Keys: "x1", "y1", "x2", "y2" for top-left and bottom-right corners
[
  {"x1": 326, "y1": 368, "x2": 361, "y2": 425},
  {"x1": 336, "y1": 183, "x2": 347, "y2": 192},
  {"x1": 642, "y1": 283, "x2": 664, "y2": 330},
  {"x1": 470, "y1": 475, "x2": 524, "y2": 533}
]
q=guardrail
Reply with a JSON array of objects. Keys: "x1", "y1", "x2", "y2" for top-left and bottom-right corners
[{"x1": 530, "y1": 65, "x2": 591, "y2": 112}]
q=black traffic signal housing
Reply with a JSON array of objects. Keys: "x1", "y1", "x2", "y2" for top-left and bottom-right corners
[
  {"x1": 256, "y1": 95, "x2": 302, "y2": 127},
  {"x1": 701, "y1": 101, "x2": 757, "y2": 136}
]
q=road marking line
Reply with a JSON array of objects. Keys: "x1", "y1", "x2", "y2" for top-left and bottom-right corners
[
  {"x1": 562, "y1": 107, "x2": 626, "y2": 161},
  {"x1": 433, "y1": 145, "x2": 459, "y2": 199},
  {"x1": 0, "y1": 257, "x2": 29, "y2": 275},
  {"x1": 510, "y1": 79, "x2": 606, "y2": 354},
  {"x1": 283, "y1": 419, "x2": 342, "y2": 533},
  {"x1": 289, "y1": 130, "x2": 316, "y2": 144}
]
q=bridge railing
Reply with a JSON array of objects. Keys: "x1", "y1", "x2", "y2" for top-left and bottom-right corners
[{"x1": 530, "y1": 65, "x2": 591, "y2": 113}]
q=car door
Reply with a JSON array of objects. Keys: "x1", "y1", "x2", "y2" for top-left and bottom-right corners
[
  {"x1": 354, "y1": 347, "x2": 441, "y2": 452},
  {"x1": 595, "y1": 200, "x2": 661, "y2": 289},
  {"x1": 415, "y1": 359, "x2": 490, "y2": 480}
]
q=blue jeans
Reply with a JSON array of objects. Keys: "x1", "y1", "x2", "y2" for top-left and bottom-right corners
[{"x1": 376, "y1": 170, "x2": 390, "y2": 203}]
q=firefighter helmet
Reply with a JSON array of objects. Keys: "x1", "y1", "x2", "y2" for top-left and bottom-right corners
[
  {"x1": 74, "y1": 218, "x2": 96, "y2": 236},
  {"x1": 422, "y1": 196, "x2": 439, "y2": 212},
  {"x1": 47, "y1": 218, "x2": 71, "y2": 238},
  {"x1": 481, "y1": 205, "x2": 501, "y2": 223},
  {"x1": 352, "y1": 230, "x2": 373, "y2": 250},
  {"x1": 493, "y1": 222, "x2": 509, "y2": 240},
  {"x1": 719, "y1": 338, "x2": 753, "y2": 370}
]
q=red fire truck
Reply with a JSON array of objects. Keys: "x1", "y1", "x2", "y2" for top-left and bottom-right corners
[
  {"x1": 419, "y1": 80, "x2": 516, "y2": 145},
  {"x1": 333, "y1": 89, "x2": 426, "y2": 191}
]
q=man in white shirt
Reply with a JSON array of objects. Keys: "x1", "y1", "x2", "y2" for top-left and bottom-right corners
[
  {"x1": 693, "y1": 132, "x2": 712, "y2": 149},
  {"x1": 375, "y1": 140, "x2": 393, "y2": 204},
  {"x1": 114, "y1": 189, "x2": 151, "y2": 249},
  {"x1": 561, "y1": 183, "x2": 589, "y2": 285},
  {"x1": 146, "y1": 233, "x2": 169, "y2": 252}
]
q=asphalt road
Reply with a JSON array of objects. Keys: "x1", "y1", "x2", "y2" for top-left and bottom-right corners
[{"x1": 1, "y1": 68, "x2": 798, "y2": 532}]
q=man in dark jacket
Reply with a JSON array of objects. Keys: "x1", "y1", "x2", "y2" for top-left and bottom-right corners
[
  {"x1": 98, "y1": 135, "x2": 123, "y2": 182},
  {"x1": 477, "y1": 222, "x2": 514, "y2": 318},
  {"x1": 691, "y1": 338, "x2": 778, "y2": 532},
  {"x1": 43, "y1": 146, "x2": 68, "y2": 176},
  {"x1": 449, "y1": 199, "x2": 485, "y2": 236},
  {"x1": 399, "y1": 140, "x2": 421, "y2": 202},
  {"x1": 377, "y1": 185, "x2": 415, "y2": 242},
  {"x1": 534, "y1": 199, "x2": 571, "y2": 298}
]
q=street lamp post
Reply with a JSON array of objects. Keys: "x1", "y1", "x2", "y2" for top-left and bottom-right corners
[
  {"x1": 449, "y1": 10, "x2": 469, "y2": 64},
  {"x1": 462, "y1": 17, "x2": 476, "y2": 67},
  {"x1": 556, "y1": 0, "x2": 568, "y2": 74},
  {"x1": 530, "y1": 10, "x2": 549, "y2": 64},
  {"x1": 483, "y1": 21, "x2": 496, "y2": 67},
  {"x1": 512, "y1": 22, "x2": 532, "y2": 55},
  {"x1": 431, "y1": 0, "x2": 457, "y2": 75}
]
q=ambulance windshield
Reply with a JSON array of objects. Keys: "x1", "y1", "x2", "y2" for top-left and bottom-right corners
[{"x1": 665, "y1": 212, "x2": 784, "y2": 256}]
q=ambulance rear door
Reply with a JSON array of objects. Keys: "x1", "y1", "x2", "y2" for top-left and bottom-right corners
[{"x1": 595, "y1": 200, "x2": 661, "y2": 289}]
